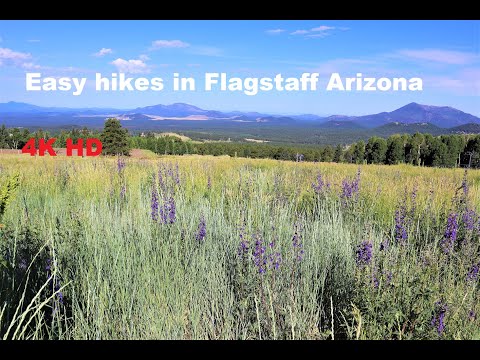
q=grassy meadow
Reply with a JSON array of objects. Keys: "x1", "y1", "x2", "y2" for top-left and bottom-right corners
[{"x1": 1, "y1": 152, "x2": 480, "y2": 339}]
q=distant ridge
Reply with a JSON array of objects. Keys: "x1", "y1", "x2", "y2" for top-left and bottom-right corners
[{"x1": 0, "y1": 101, "x2": 479, "y2": 129}]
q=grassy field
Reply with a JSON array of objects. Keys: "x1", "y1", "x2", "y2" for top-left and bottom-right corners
[{"x1": 0, "y1": 152, "x2": 479, "y2": 339}]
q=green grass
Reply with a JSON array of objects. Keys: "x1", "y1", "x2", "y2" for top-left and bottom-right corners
[{"x1": 0, "y1": 154, "x2": 479, "y2": 339}]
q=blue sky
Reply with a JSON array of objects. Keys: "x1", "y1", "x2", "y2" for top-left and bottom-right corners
[{"x1": 0, "y1": 20, "x2": 479, "y2": 116}]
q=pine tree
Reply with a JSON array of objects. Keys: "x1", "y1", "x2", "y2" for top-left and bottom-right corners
[{"x1": 100, "y1": 118, "x2": 130, "y2": 156}]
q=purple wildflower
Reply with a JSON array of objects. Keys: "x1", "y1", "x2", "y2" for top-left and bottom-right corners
[
  {"x1": 252, "y1": 234, "x2": 267, "y2": 274},
  {"x1": 167, "y1": 197, "x2": 176, "y2": 224},
  {"x1": 380, "y1": 239, "x2": 390, "y2": 251},
  {"x1": 268, "y1": 252, "x2": 282, "y2": 271},
  {"x1": 120, "y1": 185, "x2": 126, "y2": 199},
  {"x1": 394, "y1": 206, "x2": 408, "y2": 244},
  {"x1": 175, "y1": 163, "x2": 180, "y2": 185},
  {"x1": 385, "y1": 271, "x2": 393, "y2": 286},
  {"x1": 441, "y1": 213, "x2": 458, "y2": 254},
  {"x1": 409, "y1": 184, "x2": 418, "y2": 219},
  {"x1": 355, "y1": 240, "x2": 373, "y2": 267},
  {"x1": 158, "y1": 167, "x2": 166, "y2": 194},
  {"x1": 312, "y1": 172, "x2": 325, "y2": 195},
  {"x1": 340, "y1": 168, "x2": 361, "y2": 206},
  {"x1": 431, "y1": 301, "x2": 448, "y2": 336},
  {"x1": 195, "y1": 215, "x2": 207, "y2": 242},
  {"x1": 463, "y1": 209, "x2": 477, "y2": 231},
  {"x1": 237, "y1": 221, "x2": 249, "y2": 259},
  {"x1": 207, "y1": 176, "x2": 211, "y2": 190},
  {"x1": 466, "y1": 263, "x2": 479, "y2": 283},
  {"x1": 292, "y1": 223, "x2": 304, "y2": 261},
  {"x1": 117, "y1": 158, "x2": 126, "y2": 173},
  {"x1": 372, "y1": 271, "x2": 379, "y2": 289},
  {"x1": 469, "y1": 310, "x2": 476, "y2": 321},
  {"x1": 151, "y1": 183, "x2": 159, "y2": 222}
]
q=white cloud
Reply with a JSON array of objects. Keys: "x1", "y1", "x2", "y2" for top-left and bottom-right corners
[
  {"x1": 397, "y1": 49, "x2": 478, "y2": 65},
  {"x1": 0, "y1": 47, "x2": 31, "y2": 61},
  {"x1": 139, "y1": 54, "x2": 150, "y2": 61},
  {"x1": 110, "y1": 58, "x2": 150, "y2": 74},
  {"x1": 290, "y1": 30, "x2": 309, "y2": 35},
  {"x1": 21, "y1": 62, "x2": 42, "y2": 70},
  {"x1": 266, "y1": 29, "x2": 285, "y2": 35},
  {"x1": 288, "y1": 25, "x2": 345, "y2": 38},
  {"x1": 93, "y1": 48, "x2": 113, "y2": 57},
  {"x1": 0, "y1": 47, "x2": 32, "y2": 67},
  {"x1": 307, "y1": 33, "x2": 332, "y2": 39},
  {"x1": 311, "y1": 25, "x2": 335, "y2": 32},
  {"x1": 150, "y1": 40, "x2": 190, "y2": 49}
]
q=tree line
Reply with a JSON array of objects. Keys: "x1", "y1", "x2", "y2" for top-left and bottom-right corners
[
  {"x1": 1, "y1": 120, "x2": 480, "y2": 168},
  {"x1": 133, "y1": 131, "x2": 480, "y2": 168}
]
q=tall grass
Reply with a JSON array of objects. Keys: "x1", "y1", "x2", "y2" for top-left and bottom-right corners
[{"x1": 0, "y1": 154, "x2": 479, "y2": 339}]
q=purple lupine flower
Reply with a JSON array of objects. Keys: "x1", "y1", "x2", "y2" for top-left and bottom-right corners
[
  {"x1": 207, "y1": 176, "x2": 211, "y2": 190},
  {"x1": 120, "y1": 185, "x2": 126, "y2": 199},
  {"x1": 312, "y1": 172, "x2": 325, "y2": 195},
  {"x1": 292, "y1": 223, "x2": 304, "y2": 261},
  {"x1": 355, "y1": 240, "x2": 373, "y2": 267},
  {"x1": 409, "y1": 184, "x2": 418, "y2": 219},
  {"x1": 341, "y1": 179, "x2": 353, "y2": 205},
  {"x1": 117, "y1": 157, "x2": 126, "y2": 173},
  {"x1": 175, "y1": 163, "x2": 180, "y2": 185},
  {"x1": 268, "y1": 252, "x2": 282, "y2": 271},
  {"x1": 158, "y1": 167, "x2": 166, "y2": 194},
  {"x1": 463, "y1": 209, "x2": 477, "y2": 231},
  {"x1": 237, "y1": 221, "x2": 249, "y2": 259},
  {"x1": 355, "y1": 240, "x2": 373, "y2": 266},
  {"x1": 431, "y1": 301, "x2": 448, "y2": 336},
  {"x1": 380, "y1": 239, "x2": 390, "y2": 251},
  {"x1": 441, "y1": 213, "x2": 458, "y2": 254},
  {"x1": 352, "y1": 167, "x2": 361, "y2": 195},
  {"x1": 195, "y1": 215, "x2": 206, "y2": 242},
  {"x1": 466, "y1": 263, "x2": 479, "y2": 283},
  {"x1": 151, "y1": 183, "x2": 159, "y2": 222},
  {"x1": 372, "y1": 271, "x2": 379, "y2": 289},
  {"x1": 469, "y1": 310, "x2": 476, "y2": 321},
  {"x1": 394, "y1": 206, "x2": 408, "y2": 244},
  {"x1": 167, "y1": 197, "x2": 176, "y2": 224},
  {"x1": 340, "y1": 168, "x2": 361, "y2": 206},
  {"x1": 385, "y1": 271, "x2": 393, "y2": 286},
  {"x1": 252, "y1": 234, "x2": 267, "y2": 274}
]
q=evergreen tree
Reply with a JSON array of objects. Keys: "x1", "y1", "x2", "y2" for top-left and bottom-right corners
[
  {"x1": 0, "y1": 125, "x2": 8, "y2": 148},
  {"x1": 365, "y1": 136, "x2": 387, "y2": 164},
  {"x1": 333, "y1": 144, "x2": 344, "y2": 163},
  {"x1": 386, "y1": 135, "x2": 405, "y2": 165},
  {"x1": 100, "y1": 118, "x2": 130, "y2": 156},
  {"x1": 352, "y1": 140, "x2": 365, "y2": 164}
]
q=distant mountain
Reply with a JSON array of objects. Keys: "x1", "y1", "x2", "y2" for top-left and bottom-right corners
[
  {"x1": 326, "y1": 102, "x2": 480, "y2": 128},
  {"x1": 290, "y1": 114, "x2": 327, "y2": 122},
  {"x1": 0, "y1": 101, "x2": 479, "y2": 131},
  {"x1": 0, "y1": 101, "x2": 51, "y2": 113},
  {"x1": 0, "y1": 101, "x2": 126, "y2": 115},
  {"x1": 317, "y1": 120, "x2": 365, "y2": 129},
  {"x1": 374, "y1": 122, "x2": 445, "y2": 136},
  {"x1": 449, "y1": 123, "x2": 480, "y2": 134}
]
